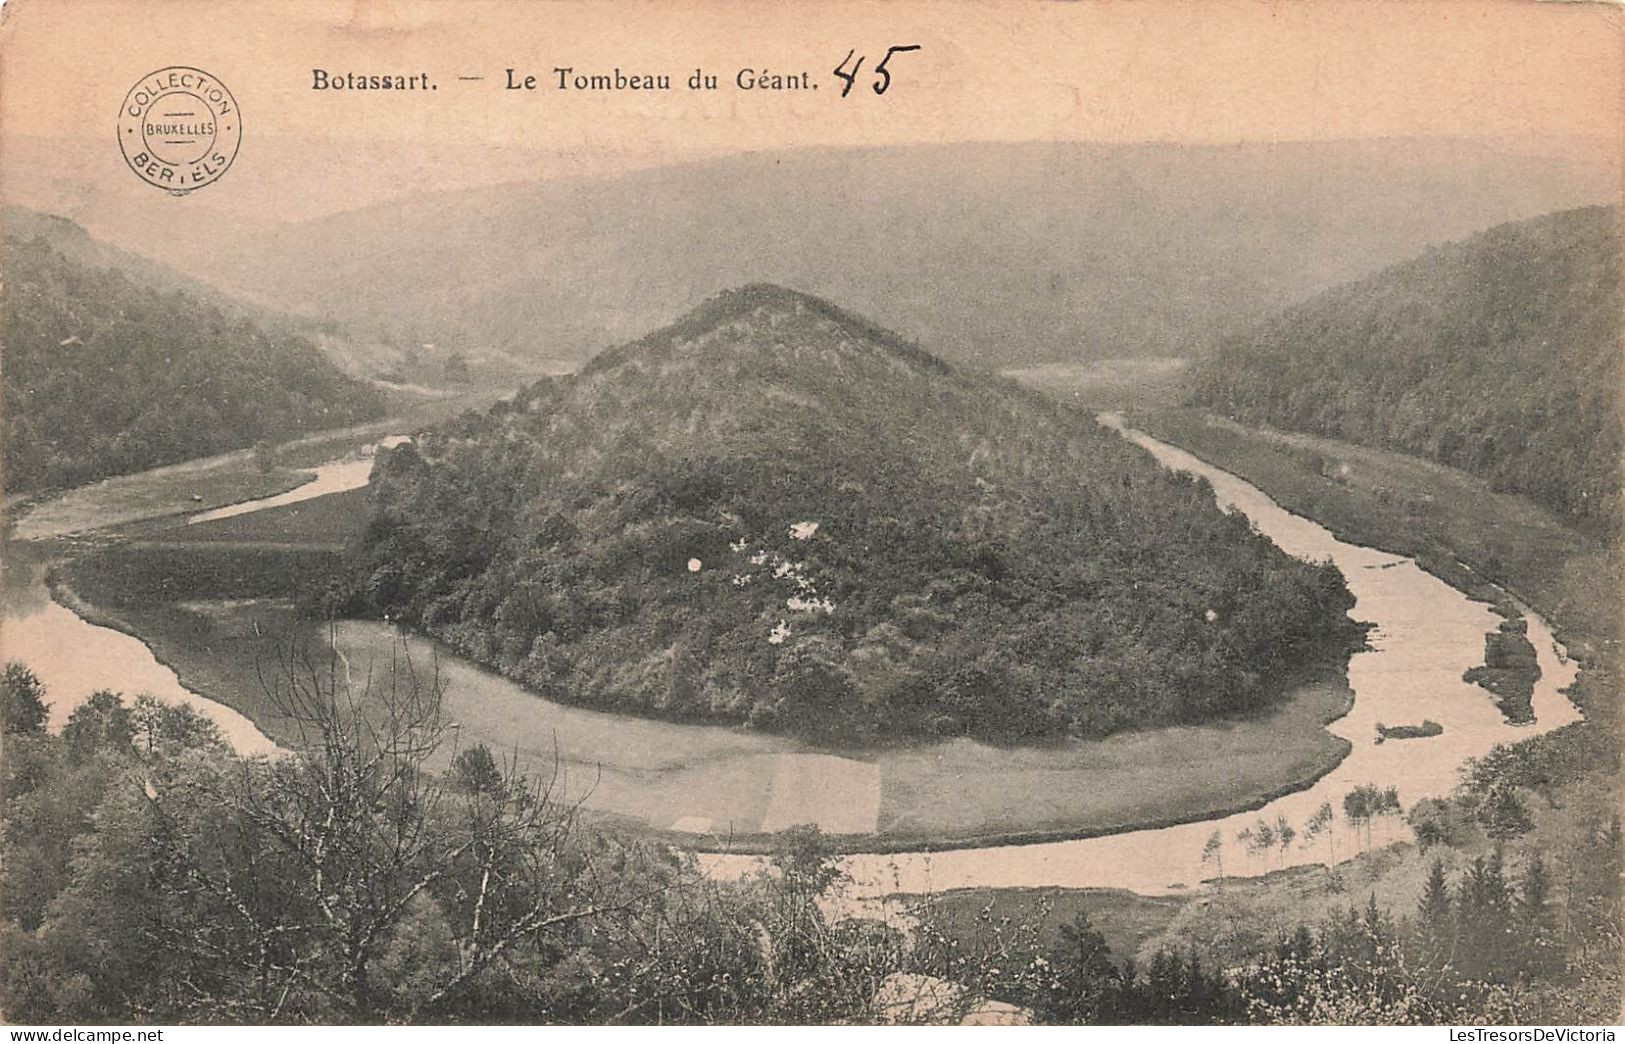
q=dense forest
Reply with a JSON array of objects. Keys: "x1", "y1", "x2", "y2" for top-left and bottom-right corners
[
  {"x1": 1187, "y1": 206, "x2": 1622, "y2": 529},
  {"x1": 2, "y1": 231, "x2": 384, "y2": 492},
  {"x1": 3, "y1": 663, "x2": 1616, "y2": 1023},
  {"x1": 333, "y1": 285, "x2": 1358, "y2": 743}
]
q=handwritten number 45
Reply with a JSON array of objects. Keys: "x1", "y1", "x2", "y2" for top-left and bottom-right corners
[{"x1": 834, "y1": 45, "x2": 921, "y2": 97}]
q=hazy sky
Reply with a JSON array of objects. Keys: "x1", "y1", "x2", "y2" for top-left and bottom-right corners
[
  {"x1": 4, "y1": 0, "x2": 1620, "y2": 150},
  {"x1": 1, "y1": 0, "x2": 1619, "y2": 236}
]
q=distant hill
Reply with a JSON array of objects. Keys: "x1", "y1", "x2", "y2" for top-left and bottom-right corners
[
  {"x1": 1, "y1": 204, "x2": 533, "y2": 388},
  {"x1": 336, "y1": 285, "x2": 1358, "y2": 743},
  {"x1": 199, "y1": 138, "x2": 1618, "y2": 368},
  {"x1": 2, "y1": 225, "x2": 386, "y2": 493},
  {"x1": 1187, "y1": 205, "x2": 1622, "y2": 529},
  {"x1": 2, "y1": 205, "x2": 233, "y2": 305}
]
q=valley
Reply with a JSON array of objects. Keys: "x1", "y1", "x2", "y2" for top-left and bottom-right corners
[
  {"x1": 7, "y1": 419, "x2": 1358, "y2": 851},
  {"x1": 1, "y1": 360, "x2": 1587, "y2": 871},
  {"x1": 2, "y1": 166, "x2": 1618, "y2": 1025},
  {"x1": 183, "y1": 139, "x2": 1617, "y2": 369},
  {"x1": 5, "y1": 319, "x2": 1615, "y2": 1022}
]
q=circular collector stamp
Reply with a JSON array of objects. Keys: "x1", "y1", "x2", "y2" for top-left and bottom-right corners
[{"x1": 118, "y1": 67, "x2": 241, "y2": 195}]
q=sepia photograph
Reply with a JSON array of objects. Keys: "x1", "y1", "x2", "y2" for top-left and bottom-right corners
[{"x1": 0, "y1": 0, "x2": 1620, "y2": 1030}]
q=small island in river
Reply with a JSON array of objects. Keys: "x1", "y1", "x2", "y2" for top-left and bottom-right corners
[{"x1": 1374, "y1": 719, "x2": 1444, "y2": 743}]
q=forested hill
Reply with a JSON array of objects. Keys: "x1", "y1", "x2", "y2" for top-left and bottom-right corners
[
  {"x1": 1187, "y1": 205, "x2": 1622, "y2": 530},
  {"x1": 2, "y1": 205, "x2": 230, "y2": 306},
  {"x1": 2, "y1": 230, "x2": 385, "y2": 493},
  {"x1": 340, "y1": 285, "x2": 1358, "y2": 744}
]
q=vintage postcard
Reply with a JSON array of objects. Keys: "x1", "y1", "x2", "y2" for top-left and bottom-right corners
[{"x1": 0, "y1": 0, "x2": 1621, "y2": 1030}]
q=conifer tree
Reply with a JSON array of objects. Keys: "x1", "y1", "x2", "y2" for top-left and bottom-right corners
[
  {"x1": 1417, "y1": 858, "x2": 1455, "y2": 965},
  {"x1": 1045, "y1": 912, "x2": 1123, "y2": 1024},
  {"x1": 1518, "y1": 853, "x2": 1560, "y2": 978}
]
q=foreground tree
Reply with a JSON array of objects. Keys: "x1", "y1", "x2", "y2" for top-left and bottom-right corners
[
  {"x1": 1, "y1": 663, "x2": 48, "y2": 736},
  {"x1": 1043, "y1": 912, "x2": 1123, "y2": 1024},
  {"x1": 60, "y1": 690, "x2": 135, "y2": 764},
  {"x1": 10, "y1": 645, "x2": 679, "y2": 1022},
  {"x1": 2, "y1": 644, "x2": 932, "y2": 1024},
  {"x1": 1201, "y1": 829, "x2": 1225, "y2": 891},
  {"x1": 1301, "y1": 801, "x2": 1336, "y2": 864},
  {"x1": 1415, "y1": 859, "x2": 1455, "y2": 968}
]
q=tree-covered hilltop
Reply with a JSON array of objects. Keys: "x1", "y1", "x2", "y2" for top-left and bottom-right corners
[
  {"x1": 335, "y1": 285, "x2": 1357, "y2": 743},
  {"x1": 1187, "y1": 205, "x2": 1622, "y2": 530},
  {"x1": 2, "y1": 231, "x2": 385, "y2": 493}
]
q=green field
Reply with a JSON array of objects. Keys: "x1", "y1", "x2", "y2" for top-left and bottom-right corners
[
  {"x1": 41, "y1": 584, "x2": 324, "y2": 747},
  {"x1": 166, "y1": 487, "x2": 372, "y2": 548},
  {"x1": 64, "y1": 545, "x2": 343, "y2": 607},
  {"x1": 63, "y1": 542, "x2": 1357, "y2": 851},
  {"x1": 875, "y1": 678, "x2": 1349, "y2": 845},
  {"x1": 9, "y1": 462, "x2": 315, "y2": 544}
]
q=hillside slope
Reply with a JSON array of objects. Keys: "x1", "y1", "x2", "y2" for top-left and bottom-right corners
[
  {"x1": 2, "y1": 228, "x2": 385, "y2": 493},
  {"x1": 336, "y1": 286, "x2": 1357, "y2": 743},
  {"x1": 3, "y1": 205, "x2": 234, "y2": 305},
  {"x1": 1187, "y1": 205, "x2": 1621, "y2": 529},
  {"x1": 201, "y1": 139, "x2": 1618, "y2": 368}
]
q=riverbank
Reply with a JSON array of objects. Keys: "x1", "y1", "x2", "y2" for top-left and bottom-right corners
[
  {"x1": 1132, "y1": 408, "x2": 1619, "y2": 659},
  {"x1": 7, "y1": 388, "x2": 505, "y2": 543},
  {"x1": 45, "y1": 553, "x2": 1363, "y2": 853},
  {"x1": 42, "y1": 566, "x2": 310, "y2": 747},
  {"x1": 10, "y1": 410, "x2": 1590, "y2": 875},
  {"x1": 909, "y1": 407, "x2": 1614, "y2": 970}
]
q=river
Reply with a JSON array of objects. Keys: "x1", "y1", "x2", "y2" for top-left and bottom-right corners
[
  {"x1": 0, "y1": 419, "x2": 1583, "y2": 898},
  {"x1": 186, "y1": 435, "x2": 412, "y2": 524},
  {"x1": 696, "y1": 416, "x2": 1582, "y2": 895},
  {"x1": 0, "y1": 434, "x2": 413, "y2": 756},
  {"x1": 0, "y1": 550, "x2": 281, "y2": 757}
]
